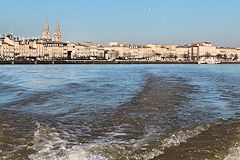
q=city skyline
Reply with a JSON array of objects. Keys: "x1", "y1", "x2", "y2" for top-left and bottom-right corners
[{"x1": 1, "y1": 0, "x2": 240, "y2": 47}]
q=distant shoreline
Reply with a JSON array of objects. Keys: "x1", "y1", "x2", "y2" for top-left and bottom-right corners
[{"x1": 0, "y1": 60, "x2": 239, "y2": 65}]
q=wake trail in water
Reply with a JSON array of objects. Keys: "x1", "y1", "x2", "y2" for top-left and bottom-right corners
[{"x1": 0, "y1": 73, "x2": 239, "y2": 160}]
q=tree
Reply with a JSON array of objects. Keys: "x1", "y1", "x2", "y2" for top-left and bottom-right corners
[
  {"x1": 234, "y1": 54, "x2": 238, "y2": 60},
  {"x1": 216, "y1": 54, "x2": 222, "y2": 59},
  {"x1": 205, "y1": 52, "x2": 211, "y2": 57},
  {"x1": 174, "y1": 55, "x2": 177, "y2": 60},
  {"x1": 166, "y1": 53, "x2": 173, "y2": 58},
  {"x1": 223, "y1": 54, "x2": 227, "y2": 60},
  {"x1": 230, "y1": 53, "x2": 235, "y2": 60},
  {"x1": 183, "y1": 53, "x2": 189, "y2": 59}
]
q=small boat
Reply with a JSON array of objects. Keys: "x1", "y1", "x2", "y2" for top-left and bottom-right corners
[
  {"x1": 205, "y1": 57, "x2": 221, "y2": 64},
  {"x1": 198, "y1": 57, "x2": 207, "y2": 64},
  {"x1": 198, "y1": 60, "x2": 207, "y2": 64},
  {"x1": 198, "y1": 57, "x2": 221, "y2": 64}
]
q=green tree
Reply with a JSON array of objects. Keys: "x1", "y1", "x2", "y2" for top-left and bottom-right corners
[
  {"x1": 205, "y1": 52, "x2": 211, "y2": 57},
  {"x1": 223, "y1": 54, "x2": 227, "y2": 60},
  {"x1": 234, "y1": 54, "x2": 238, "y2": 60},
  {"x1": 216, "y1": 54, "x2": 222, "y2": 59}
]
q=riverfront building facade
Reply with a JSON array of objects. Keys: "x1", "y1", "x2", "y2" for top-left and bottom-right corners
[{"x1": 0, "y1": 19, "x2": 240, "y2": 61}]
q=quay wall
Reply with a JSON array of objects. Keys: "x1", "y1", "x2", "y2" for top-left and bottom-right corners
[
  {"x1": 0, "y1": 60, "x2": 239, "y2": 65},
  {"x1": 0, "y1": 60, "x2": 197, "y2": 65}
]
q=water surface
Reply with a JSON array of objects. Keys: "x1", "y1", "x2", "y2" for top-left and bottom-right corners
[{"x1": 0, "y1": 64, "x2": 239, "y2": 160}]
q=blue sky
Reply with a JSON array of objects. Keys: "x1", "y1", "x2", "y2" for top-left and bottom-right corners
[{"x1": 1, "y1": 0, "x2": 240, "y2": 46}]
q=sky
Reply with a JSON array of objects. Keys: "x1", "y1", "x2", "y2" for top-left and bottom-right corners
[{"x1": 1, "y1": 0, "x2": 240, "y2": 47}]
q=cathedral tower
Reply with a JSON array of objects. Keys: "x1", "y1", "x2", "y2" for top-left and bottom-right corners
[
  {"x1": 54, "y1": 18, "x2": 61, "y2": 42},
  {"x1": 41, "y1": 18, "x2": 51, "y2": 40}
]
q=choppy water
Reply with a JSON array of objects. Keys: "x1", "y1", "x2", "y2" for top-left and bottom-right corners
[{"x1": 0, "y1": 64, "x2": 239, "y2": 160}]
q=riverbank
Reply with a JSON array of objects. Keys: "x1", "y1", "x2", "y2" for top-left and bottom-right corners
[
  {"x1": 0, "y1": 60, "x2": 239, "y2": 65},
  {"x1": 0, "y1": 60, "x2": 197, "y2": 65}
]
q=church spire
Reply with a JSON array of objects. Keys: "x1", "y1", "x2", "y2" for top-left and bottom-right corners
[
  {"x1": 41, "y1": 17, "x2": 51, "y2": 40},
  {"x1": 54, "y1": 17, "x2": 61, "y2": 42}
]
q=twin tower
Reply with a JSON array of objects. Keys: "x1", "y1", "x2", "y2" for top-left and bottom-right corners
[{"x1": 42, "y1": 18, "x2": 61, "y2": 42}]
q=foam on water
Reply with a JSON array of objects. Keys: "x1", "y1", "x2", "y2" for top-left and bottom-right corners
[
  {"x1": 225, "y1": 146, "x2": 240, "y2": 160},
  {"x1": 161, "y1": 125, "x2": 210, "y2": 148},
  {"x1": 29, "y1": 122, "x2": 107, "y2": 160},
  {"x1": 224, "y1": 127, "x2": 240, "y2": 160},
  {"x1": 28, "y1": 119, "x2": 211, "y2": 160},
  {"x1": 224, "y1": 125, "x2": 240, "y2": 160},
  {"x1": 135, "y1": 124, "x2": 210, "y2": 160}
]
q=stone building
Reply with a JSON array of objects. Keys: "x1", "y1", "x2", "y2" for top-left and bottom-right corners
[
  {"x1": 42, "y1": 42, "x2": 67, "y2": 59},
  {"x1": 176, "y1": 46, "x2": 191, "y2": 60},
  {"x1": 39, "y1": 17, "x2": 67, "y2": 59},
  {"x1": 105, "y1": 43, "x2": 154, "y2": 59},
  {"x1": 188, "y1": 42, "x2": 217, "y2": 60},
  {"x1": 0, "y1": 35, "x2": 15, "y2": 59},
  {"x1": 54, "y1": 18, "x2": 61, "y2": 42},
  {"x1": 41, "y1": 18, "x2": 51, "y2": 40},
  {"x1": 216, "y1": 47, "x2": 238, "y2": 59},
  {"x1": 1, "y1": 19, "x2": 240, "y2": 62}
]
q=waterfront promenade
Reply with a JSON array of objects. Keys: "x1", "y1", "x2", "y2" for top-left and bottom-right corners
[
  {"x1": 0, "y1": 60, "x2": 197, "y2": 65},
  {"x1": 1, "y1": 60, "x2": 240, "y2": 65}
]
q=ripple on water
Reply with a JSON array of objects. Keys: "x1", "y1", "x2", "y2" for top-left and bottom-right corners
[{"x1": 1, "y1": 65, "x2": 240, "y2": 160}]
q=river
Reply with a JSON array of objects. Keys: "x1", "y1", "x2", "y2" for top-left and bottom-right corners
[{"x1": 0, "y1": 64, "x2": 239, "y2": 160}]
